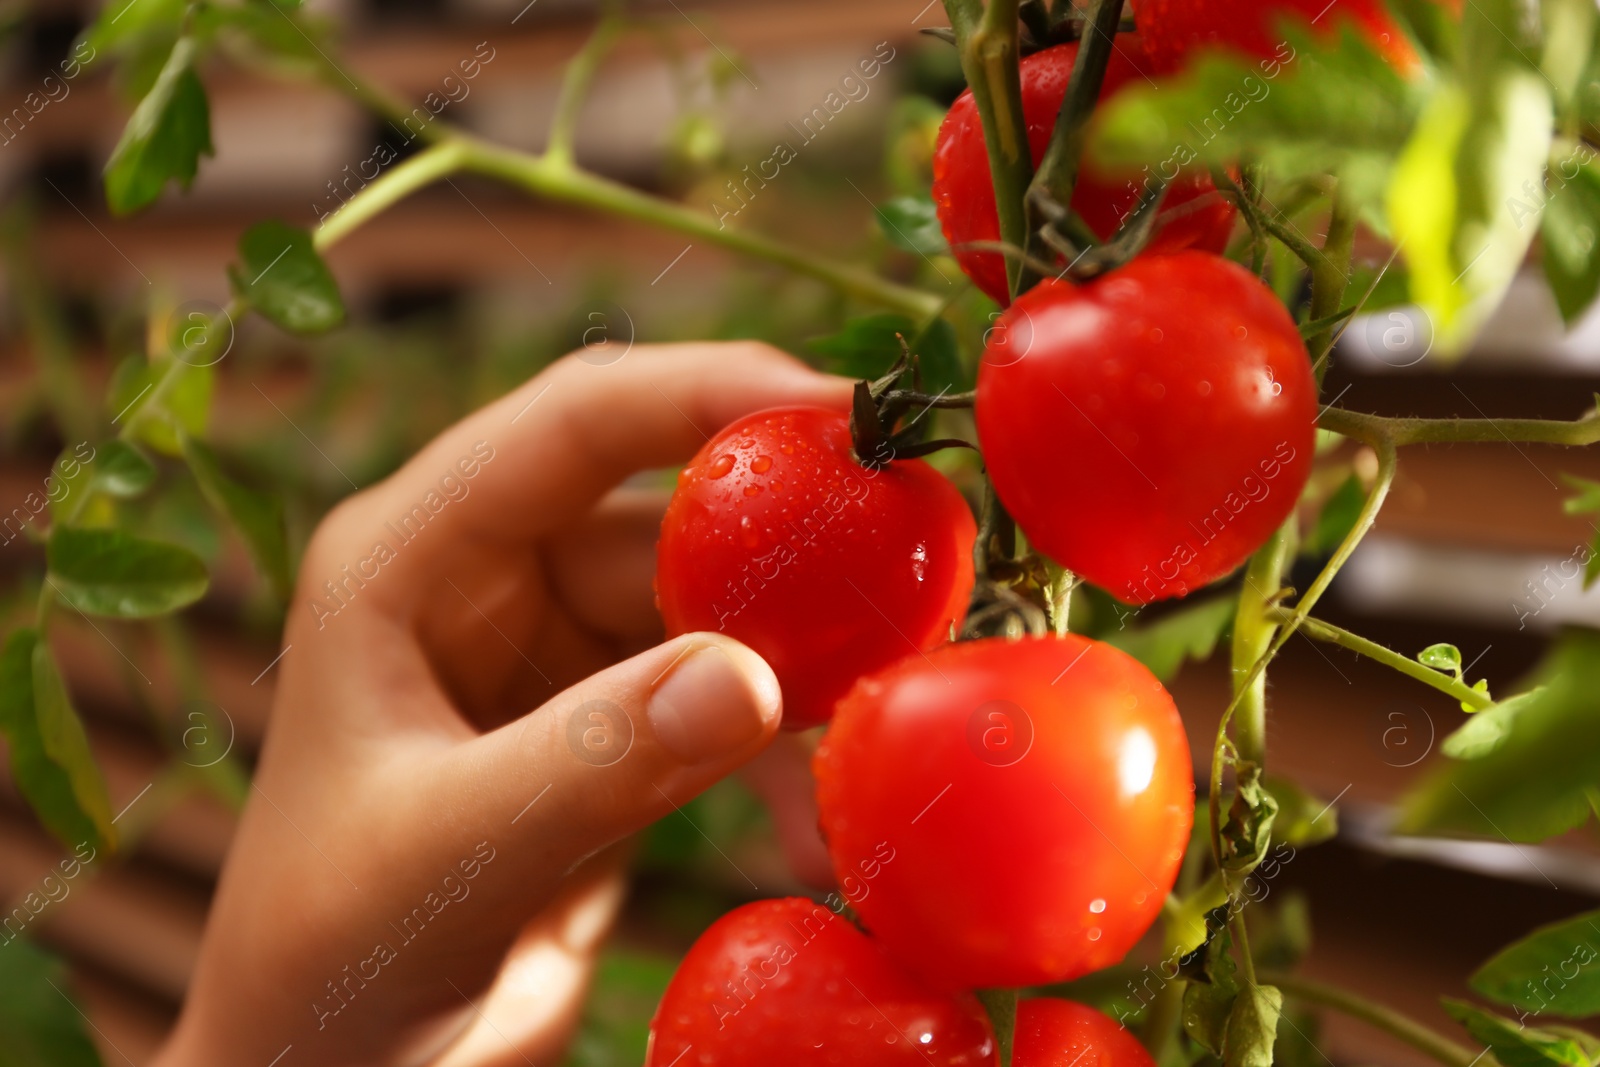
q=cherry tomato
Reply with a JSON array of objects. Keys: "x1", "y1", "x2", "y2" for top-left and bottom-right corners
[
  {"x1": 813, "y1": 636, "x2": 1194, "y2": 991},
  {"x1": 932, "y1": 35, "x2": 1236, "y2": 306},
  {"x1": 1131, "y1": 0, "x2": 1418, "y2": 74},
  {"x1": 645, "y1": 897, "x2": 998, "y2": 1066},
  {"x1": 1015, "y1": 998, "x2": 1157, "y2": 1067},
  {"x1": 975, "y1": 251, "x2": 1316, "y2": 604},
  {"x1": 657, "y1": 406, "x2": 976, "y2": 728}
]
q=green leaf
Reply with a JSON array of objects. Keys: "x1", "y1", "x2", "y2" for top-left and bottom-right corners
[
  {"x1": 0, "y1": 936, "x2": 105, "y2": 1067},
  {"x1": 47, "y1": 527, "x2": 208, "y2": 618},
  {"x1": 106, "y1": 353, "x2": 214, "y2": 456},
  {"x1": 1302, "y1": 474, "x2": 1365, "y2": 557},
  {"x1": 875, "y1": 196, "x2": 948, "y2": 255},
  {"x1": 44, "y1": 446, "x2": 97, "y2": 527},
  {"x1": 1263, "y1": 776, "x2": 1338, "y2": 847},
  {"x1": 1418, "y1": 642, "x2": 1464, "y2": 678},
  {"x1": 1090, "y1": 26, "x2": 1422, "y2": 211},
  {"x1": 103, "y1": 36, "x2": 212, "y2": 215},
  {"x1": 1183, "y1": 923, "x2": 1241, "y2": 1056},
  {"x1": 180, "y1": 433, "x2": 291, "y2": 599},
  {"x1": 1221, "y1": 759, "x2": 1280, "y2": 886},
  {"x1": 1105, "y1": 595, "x2": 1236, "y2": 683},
  {"x1": 807, "y1": 314, "x2": 967, "y2": 394},
  {"x1": 1542, "y1": 0, "x2": 1599, "y2": 120},
  {"x1": 1390, "y1": 0, "x2": 1554, "y2": 356},
  {"x1": 30, "y1": 641, "x2": 117, "y2": 855},
  {"x1": 0, "y1": 630, "x2": 109, "y2": 852},
  {"x1": 1563, "y1": 474, "x2": 1600, "y2": 588},
  {"x1": 92, "y1": 440, "x2": 157, "y2": 498},
  {"x1": 1397, "y1": 630, "x2": 1600, "y2": 842},
  {"x1": 81, "y1": 0, "x2": 185, "y2": 58},
  {"x1": 228, "y1": 220, "x2": 345, "y2": 334},
  {"x1": 1441, "y1": 689, "x2": 1545, "y2": 760},
  {"x1": 1225, "y1": 984, "x2": 1283, "y2": 1067},
  {"x1": 1443, "y1": 999, "x2": 1591, "y2": 1067},
  {"x1": 1471, "y1": 908, "x2": 1600, "y2": 1017},
  {"x1": 1539, "y1": 152, "x2": 1600, "y2": 325}
]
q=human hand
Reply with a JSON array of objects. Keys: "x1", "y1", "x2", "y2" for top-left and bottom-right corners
[{"x1": 153, "y1": 342, "x2": 851, "y2": 1067}]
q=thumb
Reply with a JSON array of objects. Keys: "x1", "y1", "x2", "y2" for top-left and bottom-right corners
[{"x1": 423, "y1": 632, "x2": 782, "y2": 908}]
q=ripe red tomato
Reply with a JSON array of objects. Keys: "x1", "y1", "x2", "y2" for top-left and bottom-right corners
[
  {"x1": 1131, "y1": 0, "x2": 1417, "y2": 74},
  {"x1": 932, "y1": 35, "x2": 1236, "y2": 306},
  {"x1": 1015, "y1": 998, "x2": 1157, "y2": 1067},
  {"x1": 975, "y1": 251, "x2": 1316, "y2": 604},
  {"x1": 656, "y1": 407, "x2": 976, "y2": 729},
  {"x1": 813, "y1": 636, "x2": 1193, "y2": 991},
  {"x1": 645, "y1": 897, "x2": 998, "y2": 1066}
]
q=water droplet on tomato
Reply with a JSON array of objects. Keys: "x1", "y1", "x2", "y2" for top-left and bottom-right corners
[
  {"x1": 708, "y1": 454, "x2": 735, "y2": 479},
  {"x1": 744, "y1": 484, "x2": 763, "y2": 497},
  {"x1": 779, "y1": 442, "x2": 795, "y2": 455},
  {"x1": 771, "y1": 479, "x2": 784, "y2": 492},
  {"x1": 738, "y1": 515, "x2": 760, "y2": 549},
  {"x1": 1148, "y1": 327, "x2": 1164, "y2": 343},
  {"x1": 751, "y1": 454, "x2": 773, "y2": 473},
  {"x1": 1197, "y1": 380, "x2": 1212, "y2": 397},
  {"x1": 1087, "y1": 926, "x2": 1102, "y2": 941},
  {"x1": 1089, "y1": 898, "x2": 1106, "y2": 913},
  {"x1": 1234, "y1": 324, "x2": 1249, "y2": 339},
  {"x1": 911, "y1": 542, "x2": 928, "y2": 581}
]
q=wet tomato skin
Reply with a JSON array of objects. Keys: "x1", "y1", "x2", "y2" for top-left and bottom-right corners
[
  {"x1": 932, "y1": 35, "x2": 1236, "y2": 306},
  {"x1": 814, "y1": 636, "x2": 1194, "y2": 991},
  {"x1": 657, "y1": 406, "x2": 976, "y2": 729},
  {"x1": 645, "y1": 897, "x2": 998, "y2": 1067},
  {"x1": 975, "y1": 252, "x2": 1317, "y2": 604},
  {"x1": 1014, "y1": 999, "x2": 1157, "y2": 1067}
]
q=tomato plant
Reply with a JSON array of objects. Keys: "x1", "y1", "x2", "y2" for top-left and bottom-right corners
[
  {"x1": 813, "y1": 636, "x2": 1193, "y2": 990},
  {"x1": 7, "y1": 0, "x2": 1600, "y2": 1062},
  {"x1": 932, "y1": 35, "x2": 1235, "y2": 305},
  {"x1": 644, "y1": 897, "x2": 998, "y2": 1066},
  {"x1": 656, "y1": 406, "x2": 976, "y2": 728},
  {"x1": 976, "y1": 252, "x2": 1318, "y2": 603}
]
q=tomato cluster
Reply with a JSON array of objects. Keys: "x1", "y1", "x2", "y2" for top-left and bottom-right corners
[{"x1": 644, "y1": 2, "x2": 1347, "y2": 1061}]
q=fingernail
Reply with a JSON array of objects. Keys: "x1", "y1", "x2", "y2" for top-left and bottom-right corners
[{"x1": 648, "y1": 642, "x2": 777, "y2": 763}]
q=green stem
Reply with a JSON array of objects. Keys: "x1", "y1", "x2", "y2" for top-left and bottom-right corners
[
  {"x1": 1022, "y1": 0, "x2": 1123, "y2": 285},
  {"x1": 1211, "y1": 439, "x2": 1397, "y2": 864},
  {"x1": 117, "y1": 297, "x2": 249, "y2": 442},
  {"x1": 1263, "y1": 972, "x2": 1483, "y2": 1067},
  {"x1": 545, "y1": 10, "x2": 624, "y2": 165},
  {"x1": 313, "y1": 140, "x2": 470, "y2": 251},
  {"x1": 947, "y1": 0, "x2": 1033, "y2": 299},
  {"x1": 1308, "y1": 190, "x2": 1357, "y2": 380},
  {"x1": 1231, "y1": 520, "x2": 1295, "y2": 767},
  {"x1": 1290, "y1": 615, "x2": 1493, "y2": 710},
  {"x1": 976, "y1": 988, "x2": 1018, "y2": 1067},
  {"x1": 460, "y1": 142, "x2": 941, "y2": 318},
  {"x1": 1320, "y1": 405, "x2": 1600, "y2": 447}
]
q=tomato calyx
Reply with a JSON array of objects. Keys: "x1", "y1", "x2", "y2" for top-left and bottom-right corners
[
  {"x1": 961, "y1": 483, "x2": 1057, "y2": 640},
  {"x1": 847, "y1": 341, "x2": 977, "y2": 469}
]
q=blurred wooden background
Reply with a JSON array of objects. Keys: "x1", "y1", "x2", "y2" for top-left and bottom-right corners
[{"x1": 0, "y1": 0, "x2": 1598, "y2": 1063}]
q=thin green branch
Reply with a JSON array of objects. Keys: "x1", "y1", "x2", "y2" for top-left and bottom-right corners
[
  {"x1": 1263, "y1": 971, "x2": 1484, "y2": 1067},
  {"x1": 313, "y1": 140, "x2": 471, "y2": 251},
  {"x1": 1320, "y1": 404, "x2": 1600, "y2": 447},
  {"x1": 1211, "y1": 438, "x2": 1397, "y2": 865},
  {"x1": 1290, "y1": 615, "x2": 1494, "y2": 710},
  {"x1": 1308, "y1": 189, "x2": 1356, "y2": 378},
  {"x1": 947, "y1": 0, "x2": 1033, "y2": 299},
  {"x1": 459, "y1": 140, "x2": 941, "y2": 318},
  {"x1": 545, "y1": 10, "x2": 625, "y2": 165},
  {"x1": 1231, "y1": 519, "x2": 1295, "y2": 768},
  {"x1": 1022, "y1": 0, "x2": 1123, "y2": 288}
]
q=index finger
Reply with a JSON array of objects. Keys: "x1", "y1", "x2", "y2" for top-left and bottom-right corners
[{"x1": 313, "y1": 341, "x2": 851, "y2": 577}]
